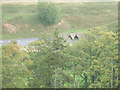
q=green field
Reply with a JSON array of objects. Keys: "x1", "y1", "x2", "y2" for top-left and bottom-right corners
[{"x1": 2, "y1": 2, "x2": 118, "y2": 40}]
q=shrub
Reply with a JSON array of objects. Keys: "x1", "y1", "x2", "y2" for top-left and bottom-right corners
[{"x1": 37, "y1": 2, "x2": 61, "y2": 26}]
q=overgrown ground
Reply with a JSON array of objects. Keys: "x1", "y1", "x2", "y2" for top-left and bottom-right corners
[{"x1": 2, "y1": 2, "x2": 118, "y2": 40}]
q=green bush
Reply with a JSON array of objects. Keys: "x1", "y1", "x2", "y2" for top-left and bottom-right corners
[{"x1": 37, "y1": 2, "x2": 61, "y2": 26}]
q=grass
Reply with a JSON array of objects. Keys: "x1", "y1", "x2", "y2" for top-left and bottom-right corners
[
  {"x1": 2, "y1": 2, "x2": 118, "y2": 40},
  {"x1": 60, "y1": 21, "x2": 118, "y2": 35}
]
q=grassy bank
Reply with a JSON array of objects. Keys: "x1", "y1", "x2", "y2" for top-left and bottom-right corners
[{"x1": 2, "y1": 2, "x2": 118, "y2": 40}]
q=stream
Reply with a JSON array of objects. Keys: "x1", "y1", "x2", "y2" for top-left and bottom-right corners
[{"x1": 0, "y1": 38, "x2": 39, "y2": 47}]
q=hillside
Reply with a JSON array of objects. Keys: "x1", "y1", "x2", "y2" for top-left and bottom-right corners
[{"x1": 2, "y1": 2, "x2": 118, "y2": 40}]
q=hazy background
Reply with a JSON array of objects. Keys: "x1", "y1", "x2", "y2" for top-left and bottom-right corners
[{"x1": 2, "y1": 0, "x2": 119, "y2": 2}]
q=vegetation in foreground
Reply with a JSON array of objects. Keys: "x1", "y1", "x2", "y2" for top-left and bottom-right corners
[{"x1": 2, "y1": 27, "x2": 119, "y2": 88}]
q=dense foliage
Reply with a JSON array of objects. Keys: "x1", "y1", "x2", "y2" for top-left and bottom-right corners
[
  {"x1": 37, "y1": 2, "x2": 61, "y2": 26},
  {"x1": 2, "y1": 42, "x2": 33, "y2": 88},
  {"x1": 2, "y1": 28, "x2": 119, "y2": 88},
  {"x1": 66, "y1": 27, "x2": 118, "y2": 88}
]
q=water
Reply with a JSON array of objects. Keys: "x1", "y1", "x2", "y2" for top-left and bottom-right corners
[
  {"x1": 0, "y1": 32, "x2": 81, "y2": 47},
  {"x1": 0, "y1": 38, "x2": 39, "y2": 47}
]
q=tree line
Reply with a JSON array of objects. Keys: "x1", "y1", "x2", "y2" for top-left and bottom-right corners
[{"x1": 2, "y1": 27, "x2": 119, "y2": 88}]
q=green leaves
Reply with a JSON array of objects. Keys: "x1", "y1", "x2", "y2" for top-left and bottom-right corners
[
  {"x1": 68, "y1": 27, "x2": 118, "y2": 88},
  {"x1": 37, "y1": 2, "x2": 61, "y2": 26},
  {"x1": 2, "y1": 43, "x2": 32, "y2": 88},
  {"x1": 2, "y1": 27, "x2": 118, "y2": 88}
]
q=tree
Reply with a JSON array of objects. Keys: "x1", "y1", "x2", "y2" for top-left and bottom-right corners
[
  {"x1": 4, "y1": 27, "x2": 118, "y2": 88},
  {"x1": 28, "y1": 31, "x2": 68, "y2": 88},
  {"x1": 2, "y1": 42, "x2": 32, "y2": 88},
  {"x1": 67, "y1": 27, "x2": 118, "y2": 88},
  {"x1": 37, "y1": 2, "x2": 61, "y2": 26}
]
